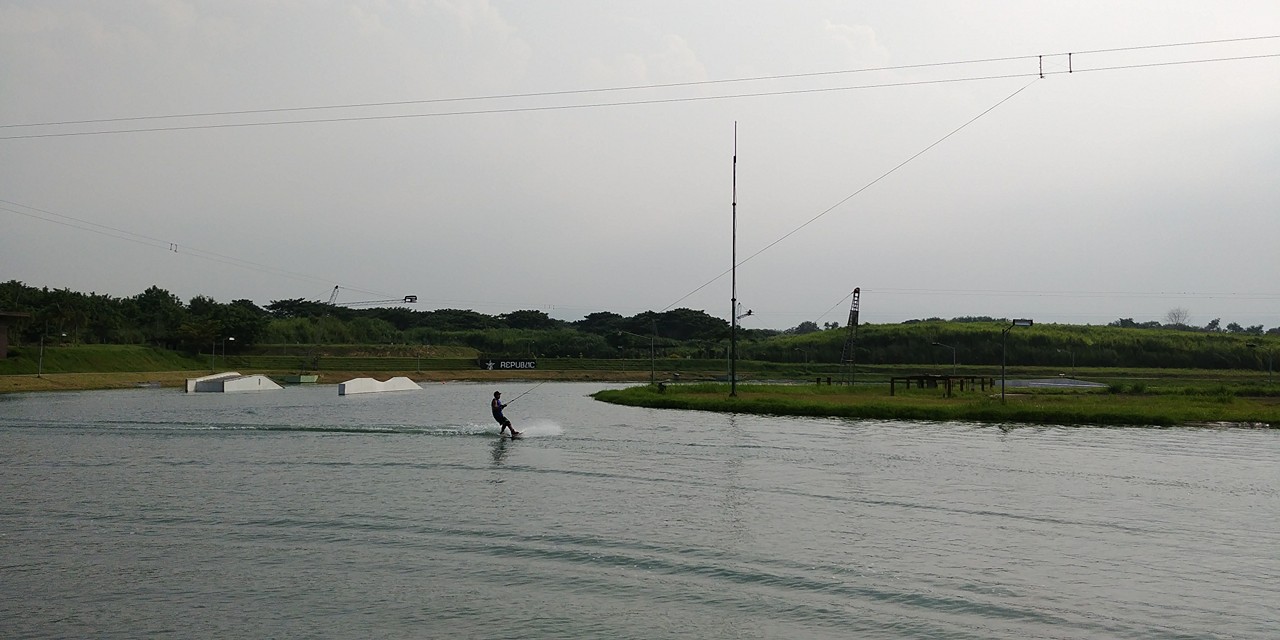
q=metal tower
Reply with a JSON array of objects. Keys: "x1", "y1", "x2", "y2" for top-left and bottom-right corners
[{"x1": 839, "y1": 288, "x2": 861, "y2": 385}]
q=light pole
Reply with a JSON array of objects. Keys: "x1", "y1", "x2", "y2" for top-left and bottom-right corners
[
  {"x1": 37, "y1": 329, "x2": 66, "y2": 378},
  {"x1": 221, "y1": 336, "x2": 235, "y2": 369},
  {"x1": 1001, "y1": 319, "x2": 1033, "y2": 403},
  {"x1": 1057, "y1": 348, "x2": 1076, "y2": 376},
  {"x1": 794, "y1": 347, "x2": 807, "y2": 363},
  {"x1": 618, "y1": 328, "x2": 657, "y2": 386},
  {"x1": 931, "y1": 341, "x2": 956, "y2": 375},
  {"x1": 37, "y1": 326, "x2": 45, "y2": 379}
]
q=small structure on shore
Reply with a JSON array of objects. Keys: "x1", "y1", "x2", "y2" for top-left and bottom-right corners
[
  {"x1": 889, "y1": 374, "x2": 995, "y2": 398},
  {"x1": 338, "y1": 376, "x2": 421, "y2": 396}
]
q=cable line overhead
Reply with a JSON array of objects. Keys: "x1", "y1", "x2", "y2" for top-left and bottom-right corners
[{"x1": 2, "y1": 35, "x2": 1276, "y2": 140}]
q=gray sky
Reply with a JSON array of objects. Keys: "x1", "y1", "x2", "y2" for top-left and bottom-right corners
[{"x1": 3, "y1": 1, "x2": 1278, "y2": 330}]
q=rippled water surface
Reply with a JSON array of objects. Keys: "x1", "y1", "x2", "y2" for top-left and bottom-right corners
[{"x1": 2, "y1": 382, "x2": 1278, "y2": 639}]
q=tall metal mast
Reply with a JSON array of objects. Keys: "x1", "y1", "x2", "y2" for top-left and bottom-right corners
[{"x1": 730, "y1": 122, "x2": 738, "y2": 397}]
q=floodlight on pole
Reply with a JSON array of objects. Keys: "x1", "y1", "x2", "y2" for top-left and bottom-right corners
[
  {"x1": 221, "y1": 336, "x2": 235, "y2": 369},
  {"x1": 1057, "y1": 348, "x2": 1076, "y2": 376},
  {"x1": 931, "y1": 341, "x2": 956, "y2": 375},
  {"x1": 1001, "y1": 319, "x2": 1033, "y2": 403},
  {"x1": 618, "y1": 328, "x2": 657, "y2": 386}
]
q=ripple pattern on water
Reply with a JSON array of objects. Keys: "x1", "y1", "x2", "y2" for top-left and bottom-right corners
[{"x1": 2, "y1": 383, "x2": 1279, "y2": 639}]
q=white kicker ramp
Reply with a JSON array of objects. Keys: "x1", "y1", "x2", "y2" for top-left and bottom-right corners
[
  {"x1": 187, "y1": 372, "x2": 283, "y2": 393},
  {"x1": 187, "y1": 372, "x2": 242, "y2": 393},
  {"x1": 338, "y1": 376, "x2": 422, "y2": 396},
  {"x1": 223, "y1": 375, "x2": 284, "y2": 392}
]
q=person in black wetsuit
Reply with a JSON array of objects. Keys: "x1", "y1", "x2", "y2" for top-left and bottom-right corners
[{"x1": 491, "y1": 391, "x2": 519, "y2": 436}]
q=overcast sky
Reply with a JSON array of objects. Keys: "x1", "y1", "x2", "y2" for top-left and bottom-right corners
[{"x1": 2, "y1": 1, "x2": 1278, "y2": 330}]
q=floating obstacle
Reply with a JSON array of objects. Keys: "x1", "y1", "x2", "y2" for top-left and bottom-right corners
[
  {"x1": 338, "y1": 376, "x2": 421, "y2": 396},
  {"x1": 187, "y1": 372, "x2": 240, "y2": 393},
  {"x1": 187, "y1": 372, "x2": 283, "y2": 393}
]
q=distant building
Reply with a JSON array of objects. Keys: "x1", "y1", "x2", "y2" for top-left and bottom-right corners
[{"x1": 0, "y1": 312, "x2": 31, "y2": 359}]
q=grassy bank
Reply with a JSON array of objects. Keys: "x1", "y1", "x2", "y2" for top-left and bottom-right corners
[
  {"x1": 0, "y1": 344, "x2": 207, "y2": 376},
  {"x1": 592, "y1": 382, "x2": 1279, "y2": 427},
  {"x1": 4, "y1": 344, "x2": 1277, "y2": 429}
]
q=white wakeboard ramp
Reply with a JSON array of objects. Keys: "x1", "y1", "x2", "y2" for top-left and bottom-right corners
[
  {"x1": 338, "y1": 376, "x2": 421, "y2": 396},
  {"x1": 187, "y1": 372, "x2": 283, "y2": 393}
]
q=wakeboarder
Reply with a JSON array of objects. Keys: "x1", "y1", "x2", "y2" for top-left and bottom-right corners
[{"x1": 491, "y1": 391, "x2": 520, "y2": 437}]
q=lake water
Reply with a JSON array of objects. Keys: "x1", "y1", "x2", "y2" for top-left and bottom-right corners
[{"x1": 2, "y1": 382, "x2": 1278, "y2": 639}]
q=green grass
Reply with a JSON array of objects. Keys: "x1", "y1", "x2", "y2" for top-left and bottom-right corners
[
  {"x1": 6, "y1": 344, "x2": 1277, "y2": 427},
  {"x1": 0, "y1": 344, "x2": 206, "y2": 375},
  {"x1": 592, "y1": 382, "x2": 1279, "y2": 427}
]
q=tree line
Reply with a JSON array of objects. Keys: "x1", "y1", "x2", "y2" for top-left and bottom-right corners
[
  {"x1": 759, "y1": 320, "x2": 1277, "y2": 372},
  {"x1": 0, "y1": 281, "x2": 765, "y2": 357},
  {"x1": 2, "y1": 281, "x2": 1275, "y2": 370}
]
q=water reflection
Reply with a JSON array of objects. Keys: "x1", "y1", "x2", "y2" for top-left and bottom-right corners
[{"x1": 490, "y1": 436, "x2": 510, "y2": 466}]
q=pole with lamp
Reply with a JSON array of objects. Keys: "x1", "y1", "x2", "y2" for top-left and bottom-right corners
[
  {"x1": 1057, "y1": 348, "x2": 1076, "y2": 376},
  {"x1": 221, "y1": 336, "x2": 235, "y2": 369},
  {"x1": 38, "y1": 328, "x2": 66, "y2": 378},
  {"x1": 1001, "y1": 319, "x2": 1033, "y2": 403},
  {"x1": 931, "y1": 341, "x2": 956, "y2": 375},
  {"x1": 617, "y1": 328, "x2": 657, "y2": 386}
]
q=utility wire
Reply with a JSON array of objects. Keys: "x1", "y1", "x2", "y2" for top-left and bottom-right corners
[
  {"x1": 0, "y1": 56, "x2": 1037, "y2": 129},
  {"x1": 0, "y1": 72, "x2": 1038, "y2": 140},
  {"x1": 814, "y1": 291, "x2": 858, "y2": 325},
  {"x1": 662, "y1": 78, "x2": 1041, "y2": 312},
  {"x1": 5, "y1": 38, "x2": 1276, "y2": 313},
  {"x1": 1069, "y1": 34, "x2": 1279, "y2": 56},
  {"x1": 2, "y1": 52, "x2": 1276, "y2": 140},
  {"x1": 658, "y1": 50, "x2": 1279, "y2": 314},
  {"x1": 3, "y1": 34, "x2": 1275, "y2": 130},
  {"x1": 1063, "y1": 52, "x2": 1279, "y2": 75}
]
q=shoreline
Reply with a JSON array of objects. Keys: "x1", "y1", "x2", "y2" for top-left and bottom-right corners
[
  {"x1": 0, "y1": 370, "x2": 659, "y2": 394},
  {"x1": 592, "y1": 383, "x2": 1279, "y2": 428}
]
